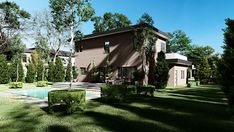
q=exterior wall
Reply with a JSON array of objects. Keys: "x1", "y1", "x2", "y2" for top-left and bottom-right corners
[
  {"x1": 75, "y1": 31, "x2": 142, "y2": 82},
  {"x1": 168, "y1": 66, "x2": 188, "y2": 87}
]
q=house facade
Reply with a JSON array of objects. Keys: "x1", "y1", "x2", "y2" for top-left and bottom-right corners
[{"x1": 75, "y1": 24, "x2": 191, "y2": 86}]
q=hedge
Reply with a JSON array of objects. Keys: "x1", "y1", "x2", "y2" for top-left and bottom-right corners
[
  {"x1": 36, "y1": 81, "x2": 48, "y2": 87},
  {"x1": 101, "y1": 84, "x2": 154, "y2": 103},
  {"x1": 137, "y1": 85, "x2": 155, "y2": 96},
  {"x1": 9, "y1": 82, "x2": 23, "y2": 88},
  {"x1": 48, "y1": 89, "x2": 85, "y2": 114}
]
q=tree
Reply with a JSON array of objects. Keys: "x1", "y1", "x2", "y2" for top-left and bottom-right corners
[
  {"x1": 0, "y1": 1, "x2": 30, "y2": 53},
  {"x1": 50, "y1": 0, "x2": 95, "y2": 88},
  {"x1": 0, "y1": 54, "x2": 9, "y2": 84},
  {"x1": 134, "y1": 13, "x2": 157, "y2": 85},
  {"x1": 10, "y1": 59, "x2": 24, "y2": 82},
  {"x1": 196, "y1": 57, "x2": 210, "y2": 84},
  {"x1": 137, "y1": 12, "x2": 154, "y2": 26},
  {"x1": 218, "y1": 18, "x2": 234, "y2": 106},
  {"x1": 154, "y1": 51, "x2": 169, "y2": 89},
  {"x1": 9, "y1": 35, "x2": 25, "y2": 82},
  {"x1": 35, "y1": 36, "x2": 50, "y2": 61},
  {"x1": 36, "y1": 58, "x2": 44, "y2": 81},
  {"x1": 47, "y1": 62, "x2": 55, "y2": 82},
  {"x1": 65, "y1": 62, "x2": 71, "y2": 82},
  {"x1": 53, "y1": 57, "x2": 65, "y2": 82},
  {"x1": 91, "y1": 12, "x2": 131, "y2": 33},
  {"x1": 166, "y1": 30, "x2": 191, "y2": 54},
  {"x1": 31, "y1": 50, "x2": 40, "y2": 67},
  {"x1": 73, "y1": 66, "x2": 78, "y2": 81},
  {"x1": 25, "y1": 63, "x2": 36, "y2": 83}
]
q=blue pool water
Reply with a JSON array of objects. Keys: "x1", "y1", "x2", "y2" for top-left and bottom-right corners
[{"x1": 16, "y1": 88, "x2": 52, "y2": 99}]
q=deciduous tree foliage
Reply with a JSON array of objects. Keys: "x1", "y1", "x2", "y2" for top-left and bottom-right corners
[
  {"x1": 92, "y1": 12, "x2": 131, "y2": 33},
  {"x1": 0, "y1": 1, "x2": 30, "y2": 53},
  {"x1": 0, "y1": 54, "x2": 9, "y2": 84}
]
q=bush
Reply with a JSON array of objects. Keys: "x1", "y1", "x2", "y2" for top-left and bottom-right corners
[
  {"x1": 54, "y1": 57, "x2": 65, "y2": 82},
  {"x1": 137, "y1": 85, "x2": 155, "y2": 96},
  {"x1": 48, "y1": 89, "x2": 86, "y2": 114},
  {"x1": 36, "y1": 81, "x2": 48, "y2": 87},
  {"x1": 25, "y1": 63, "x2": 36, "y2": 83},
  {"x1": 9, "y1": 82, "x2": 23, "y2": 88},
  {"x1": 0, "y1": 54, "x2": 9, "y2": 84},
  {"x1": 196, "y1": 81, "x2": 200, "y2": 86},
  {"x1": 187, "y1": 83, "x2": 191, "y2": 87}
]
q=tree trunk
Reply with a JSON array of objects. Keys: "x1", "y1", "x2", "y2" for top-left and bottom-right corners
[
  {"x1": 16, "y1": 63, "x2": 19, "y2": 82},
  {"x1": 69, "y1": 3, "x2": 74, "y2": 89}
]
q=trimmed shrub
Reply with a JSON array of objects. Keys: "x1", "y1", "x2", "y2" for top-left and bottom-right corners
[
  {"x1": 9, "y1": 82, "x2": 23, "y2": 88},
  {"x1": 9, "y1": 59, "x2": 24, "y2": 82},
  {"x1": 0, "y1": 54, "x2": 9, "y2": 84},
  {"x1": 37, "y1": 59, "x2": 44, "y2": 81},
  {"x1": 65, "y1": 62, "x2": 71, "y2": 82},
  {"x1": 47, "y1": 62, "x2": 55, "y2": 82},
  {"x1": 25, "y1": 63, "x2": 36, "y2": 83},
  {"x1": 48, "y1": 89, "x2": 86, "y2": 114},
  {"x1": 36, "y1": 81, "x2": 48, "y2": 87},
  {"x1": 137, "y1": 85, "x2": 155, "y2": 96},
  {"x1": 54, "y1": 57, "x2": 65, "y2": 82}
]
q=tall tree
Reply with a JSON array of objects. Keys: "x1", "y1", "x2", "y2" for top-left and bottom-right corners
[
  {"x1": 36, "y1": 58, "x2": 44, "y2": 81},
  {"x1": 47, "y1": 62, "x2": 55, "y2": 82},
  {"x1": 154, "y1": 51, "x2": 169, "y2": 89},
  {"x1": 218, "y1": 18, "x2": 234, "y2": 106},
  {"x1": 91, "y1": 12, "x2": 131, "y2": 33},
  {"x1": 9, "y1": 35, "x2": 25, "y2": 82},
  {"x1": 166, "y1": 30, "x2": 192, "y2": 54},
  {"x1": 53, "y1": 57, "x2": 65, "y2": 82},
  {"x1": 137, "y1": 12, "x2": 154, "y2": 26},
  {"x1": 0, "y1": 54, "x2": 9, "y2": 84},
  {"x1": 0, "y1": 1, "x2": 30, "y2": 53},
  {"x1": 50, "y1": 0, "x2": 95, "y2": 88},
  {"x1": 65, "y1": 62, "x2": 72, "y2": 82},
  {"x1": 10, "y1": 59, "x2": 24, "y2": 82},
  {"x1": 134, "y1": 13, "x2": 157, "y2": 85},
  {"x1": 25, "y1": 63, "x2": 36, "y2": 83},
  {"x1": 196, "y1": 57, "x2": 210, "y2": 84}
]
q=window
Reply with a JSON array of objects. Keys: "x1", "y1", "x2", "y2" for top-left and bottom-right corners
[
  {"x1": 104, "y1": 41, "x2": 110, "y2": 54},
  {"x1": 161, "y1": 42, "x2": 166, "y2": 52},
  {"x1": 181, "y1": 70, "x2": 185, "y2": 79},
  {"x1": 22, "y1": 54, "x2": 27, "y2": 63},
  {"x1": 80, "y1": 67, "x2": 87, "y2": 75}
]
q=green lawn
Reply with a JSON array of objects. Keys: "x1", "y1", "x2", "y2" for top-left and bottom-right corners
[{"x1": 0, "y1": 85, "x2": 234, "y2": 132}]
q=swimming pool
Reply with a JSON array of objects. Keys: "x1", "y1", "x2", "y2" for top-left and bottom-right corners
[
  {"x1": 16, "y1": 88, "x2": 52, "y2": 99},
  {"x1": 15, "y1": 88, "x2": 100, "y2": 100}
]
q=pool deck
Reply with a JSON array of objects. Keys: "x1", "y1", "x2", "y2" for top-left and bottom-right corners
[{"x1": 0, "y1": 82, "x2": 101, "y2": 107}]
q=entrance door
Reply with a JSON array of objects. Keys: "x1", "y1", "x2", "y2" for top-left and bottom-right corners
[{"x1": 175, "y1": 70, "x2": 178, "y2": 87}]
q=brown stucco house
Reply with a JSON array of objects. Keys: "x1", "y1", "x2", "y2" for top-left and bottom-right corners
[{"x1": 75, "y1": 23, "x2": 191, "y2": 86}]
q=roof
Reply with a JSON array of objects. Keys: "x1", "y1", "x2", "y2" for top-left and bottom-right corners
[
  {"x1": 80, "y1": 23, "x2": 170, "y2": 41},
  {"x1": 166, "y1": 59, "x2": 192, "y2": 66},
  {"x1": 25, "y1": 48, "x2": 75, "y2": 57}
]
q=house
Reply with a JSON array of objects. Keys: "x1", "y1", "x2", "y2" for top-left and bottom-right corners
[
  {"x1": 75, "y1": 23, "x2": 191, "y2": 86},
  {"x1": 22, "y1": 48, "x2": 76, "y2": 75}
]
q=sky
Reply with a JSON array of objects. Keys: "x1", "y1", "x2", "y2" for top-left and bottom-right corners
[{"x1": 2, "y1": 0, "x2": 234, "y2": 53}]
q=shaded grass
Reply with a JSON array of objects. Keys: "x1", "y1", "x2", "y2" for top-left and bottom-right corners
[{"x1": 0, "y1": 85, "x2": 233, "y2": 132}]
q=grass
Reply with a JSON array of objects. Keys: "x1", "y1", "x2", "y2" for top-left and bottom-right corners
[{"x1": 0, "y1": 85, "x2": 234, "y2": 132}]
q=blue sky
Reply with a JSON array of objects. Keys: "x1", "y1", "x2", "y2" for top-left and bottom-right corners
[{"x1": 3, "y1": 0, "x2": 234, "y2": 53}]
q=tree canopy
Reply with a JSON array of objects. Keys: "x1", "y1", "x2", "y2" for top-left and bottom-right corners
[
  {"x1": 137, "y1": 12, "x2": 154, "y2": 26},
  {"x1": 91, "y1": 12, "x2": 131, "y2": 33}
]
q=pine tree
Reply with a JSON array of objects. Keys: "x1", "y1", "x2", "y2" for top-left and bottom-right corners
[
  {"x1": 47, "y1": 62, "x2": 55, "y2": 82},
  {"x1": 10, "y1": 59, "x2": 24, "y2": 82},
  {"x1": 154, "y1": 51, "x2": 169, "y2": 89},
  {"x1": 65, "y1": 62, "x2": 71, "y2": 82},
  {"x1": 36, "y1": 58, "x2": 44, "y2": 81},
  {"x1": 0, "y1": 54, "x2": 9, "y2": 84},
  {"x1": 73, "y1": 66, "x2": 78, "y2": 81},
  {"x1": 54, "y1": 57, "x2": 65, "y2": 82},
  {"x1": 25, "y1": 63, "x2": 36, "y2": 83}
]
